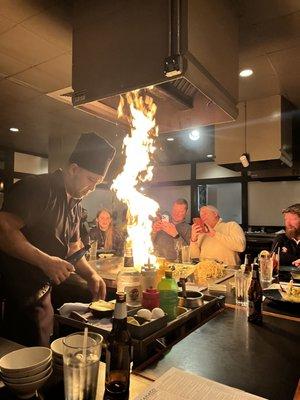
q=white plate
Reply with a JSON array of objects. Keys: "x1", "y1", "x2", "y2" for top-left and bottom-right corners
[{"x1": 98, "y1": 253, "x2": 114, "y2": 259}]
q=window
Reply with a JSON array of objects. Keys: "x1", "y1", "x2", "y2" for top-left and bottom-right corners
[{"x1": 198, "y1": 182, "x2": 242, "y2": 224}]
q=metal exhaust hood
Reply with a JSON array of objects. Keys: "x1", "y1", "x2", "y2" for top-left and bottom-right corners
[{"x1": 72, "y1": 0, "x2": 239, "y2": 133}]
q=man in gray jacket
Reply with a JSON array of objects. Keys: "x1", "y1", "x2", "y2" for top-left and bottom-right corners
[{"x1": 152, "y1": 198, "x2": 191, "y2": 260}]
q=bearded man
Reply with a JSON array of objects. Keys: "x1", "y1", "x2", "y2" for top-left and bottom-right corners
[{"x1": 271, "y1": 204, "x2": 300, "y2": 267}]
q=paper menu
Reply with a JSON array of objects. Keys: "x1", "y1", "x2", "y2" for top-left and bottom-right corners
[{"x1": 134, "y1": 368, "x2": 267, "y2": 400}]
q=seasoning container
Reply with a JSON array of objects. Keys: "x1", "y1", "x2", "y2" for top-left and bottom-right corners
[
  {"x1": 158, "y1": 271, "x2": 178, "y2": 321},
  {"x1": 141, "y1": 263, "x2": 157, "y2": 291},
  {"x1": 141, "y1": 288, "x2": 160, "y2": 310}
]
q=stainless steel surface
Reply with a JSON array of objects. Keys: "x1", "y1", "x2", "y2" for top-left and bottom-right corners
[{"x1": 72, "y1": 0, "x2": 238, "y2": 131}]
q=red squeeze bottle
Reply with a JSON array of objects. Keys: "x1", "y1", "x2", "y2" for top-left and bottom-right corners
[{"x1": 141, "y1": 288, "x2": 159, "y2": 310}]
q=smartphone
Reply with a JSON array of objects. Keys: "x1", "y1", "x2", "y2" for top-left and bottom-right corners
[
  {"x1": 161, "y1": 214, "x2": 170, "y2": 222},
  {"x1": 193, "y1": 217, "x2": 205, "y2": 230}
]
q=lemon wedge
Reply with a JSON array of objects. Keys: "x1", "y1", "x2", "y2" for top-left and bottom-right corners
[{"x1": 127, "y1": 317, "x2": 140, "y2": 326}]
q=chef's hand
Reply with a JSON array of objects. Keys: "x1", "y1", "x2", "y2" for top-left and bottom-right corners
[
  {"x1": 87, "y1": 273, "x2": 106, "y2": 301},
  {"x1": 41, "y1": 256, "x2": 75, "y2": 285},
  {"x1": 292, "y1": 259, "x2": 300, "y2": 267},
  {"x1": 161, "y1": 221, "x2": 178, "y2": 237}
]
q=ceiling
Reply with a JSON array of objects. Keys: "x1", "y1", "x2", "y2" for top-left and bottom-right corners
[{"x1": 0, "y1": 0, "x2": 299, "y2": 158}]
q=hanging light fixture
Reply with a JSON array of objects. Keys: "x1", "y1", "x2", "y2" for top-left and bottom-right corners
[{"x1": 240, "y1": 102, "x2": 250, "y2": 168}]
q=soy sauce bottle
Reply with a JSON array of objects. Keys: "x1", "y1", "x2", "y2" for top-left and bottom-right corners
[
  {"x1": 248, "y1": 263, "x2": 263, "y2": 325},
  {"x1": 104, "y1": 292, "x2": 132, "y2": 399}
]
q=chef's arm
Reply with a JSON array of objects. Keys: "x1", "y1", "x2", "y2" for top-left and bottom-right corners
[{"x1": 0, "y1": 211, "x2": 74, "y2": 284}]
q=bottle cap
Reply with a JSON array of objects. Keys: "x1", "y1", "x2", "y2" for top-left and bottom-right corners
[{"x1": 165, "y1": 270, "x2": 173, "y2": 279}]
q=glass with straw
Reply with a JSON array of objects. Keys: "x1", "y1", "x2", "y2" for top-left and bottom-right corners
[{"x1": 63, "y1": 328, "x2": 103, "y2": 400}]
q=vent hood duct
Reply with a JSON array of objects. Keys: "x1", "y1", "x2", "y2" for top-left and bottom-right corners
[
  {"x1": 215, "y1": 95, "x2": 295, "y2": 171},
  {"x1": 72, "y1": 0, "x2": 239, "y2": 133}
]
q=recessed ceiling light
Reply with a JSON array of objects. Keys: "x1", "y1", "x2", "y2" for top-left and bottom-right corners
[
  {"x1": 206, "y1": 154, "x2": 214, "y2": 158},
  {"x1": 167, "y1": 137, "x2": 175, "y2": 141},
  {"x1": 239, "y1": 69, "x2": 253, "y2": 78},
  {"x1": 9, "y1": 127, "x2": 19, "y2": 133},
  {"x1": 189, "y1": 129, "x2": 200, "y2": 141},
  {"x1": 140, "y1": 186, "x2": 145, "y2": 192}
]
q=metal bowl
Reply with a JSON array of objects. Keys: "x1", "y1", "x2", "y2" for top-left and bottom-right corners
[
  {"x1": 178, "y1": 290, "x2": 204, "y2": 308},
  {"x1": 291, "y1": 271, "x2": 300, "y2": 281}
]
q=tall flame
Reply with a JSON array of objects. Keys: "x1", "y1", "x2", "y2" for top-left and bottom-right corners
[{"x1": 111, "y1": 91, "x2": 159, "y2": 267}]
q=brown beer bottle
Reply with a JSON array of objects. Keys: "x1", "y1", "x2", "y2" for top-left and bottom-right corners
[
  {"x1": 248, "y1": 263, "x2": 263, "y2": 325},
  {"x1": 244, "y1": 254, "x2": 253, "y2": 274},
  {"x1": 104, "y1": 292, "x2": 132, "y2": 400}
]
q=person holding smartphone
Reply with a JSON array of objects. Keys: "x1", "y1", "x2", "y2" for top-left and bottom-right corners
[
  {"x1": 190, "y1": 205, "x2": 246, "y2": 266},
  {"x1": 152, "y1": 198, "x2": 191, "y2": 260}
]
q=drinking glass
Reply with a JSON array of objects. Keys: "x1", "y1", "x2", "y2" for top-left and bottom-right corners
[
  {"x1": 90, "y1": 240, "x2": 98, "y2": 261},
  {"x1": 181, "y1": 245, "x2": 190, "y2": 263},
  {"x1": 260, "y1": 257, "x2": 273, "y2": 285},
  {"x1": 174, "y1": 239, "x2": 182, "y2": 262},
  {"x1": 271, "y1": 251, "x2": 280, "y2": 279},
  {"x1": 63, "y1": 332, "x2": 103, "y2": 400},
  {"x1": 235, "y1": 270, "x2": 249, "y2": 307}
]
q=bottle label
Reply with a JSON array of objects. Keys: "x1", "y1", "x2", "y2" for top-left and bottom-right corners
[
  {"x1": 124, "y1": 285, "x2": 141, "y2": 301},
  {"x1": 114, "y1": 302, "x2": 127, "y2": 319},
  {"x1": 159, "y1": 290, "x2": 178, "y2": 320}
]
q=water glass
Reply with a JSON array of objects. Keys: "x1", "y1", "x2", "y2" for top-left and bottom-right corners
[
  {"x1": 235, "y1": 270, "x2": 249, "y2": 307},
  {"x1": 90, "y1": 240, "x2": 98, "y2": 261},
  {"x1": 260, "y1": 258, "x2": 273, "y2": 284},
  {"x1": 181, "y1": 245, "x2": 190, "y2": 263},
  {"x1": 63, "y1": 332, "x2": 103, "y2": 400}
]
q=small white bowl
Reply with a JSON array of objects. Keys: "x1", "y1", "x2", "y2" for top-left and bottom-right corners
[
  {"x1": 1, "y1": 364, "x2": 52, "y2": 384},
  {"x1": 1, "y1": 359, "x2": 52, "y2": 379},
  {"x1": 3, "y1": 369, "x2": 52, "y2": 399},
  {"x1": 50, "y1": 337, "x2": 65, "y2": 357},
  {"x1": 0, "y1": 347, "x2": 52, "y2": 374}
]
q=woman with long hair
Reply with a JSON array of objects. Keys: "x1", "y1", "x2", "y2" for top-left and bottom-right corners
[{"x1": 89, "y1": 209, "x2": 125, "y2": 256}]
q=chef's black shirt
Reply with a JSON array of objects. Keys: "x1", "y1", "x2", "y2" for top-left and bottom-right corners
[
  {"x1": 0, "y1": 169, "x2": 81, "y2": 302},
  {"x1": 271, "y1": 233, "x2": 300, "y2": 265}
]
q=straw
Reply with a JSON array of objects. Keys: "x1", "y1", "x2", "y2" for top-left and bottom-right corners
[{"x1": 82, "y1": 327, "x2": 88, "y2": 363}]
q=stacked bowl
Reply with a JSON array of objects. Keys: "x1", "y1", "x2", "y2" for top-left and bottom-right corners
[
  {"x1": 50, "y1": 337, "x2": 64, "y2": 374},
  {"x1": 0, "y1": 347, "x2": 52, "y2": 399}
]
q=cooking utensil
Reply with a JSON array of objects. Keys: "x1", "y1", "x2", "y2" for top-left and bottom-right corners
[
  {"x1": 291, "y1": 271, "x2": 300, "y2": 281},
  {"x1": 66, "y1": 244, "x2": 90, "y2": 265},
  {"x1": 178, "y1": 290, "x2": 204, "y2": 308}
]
